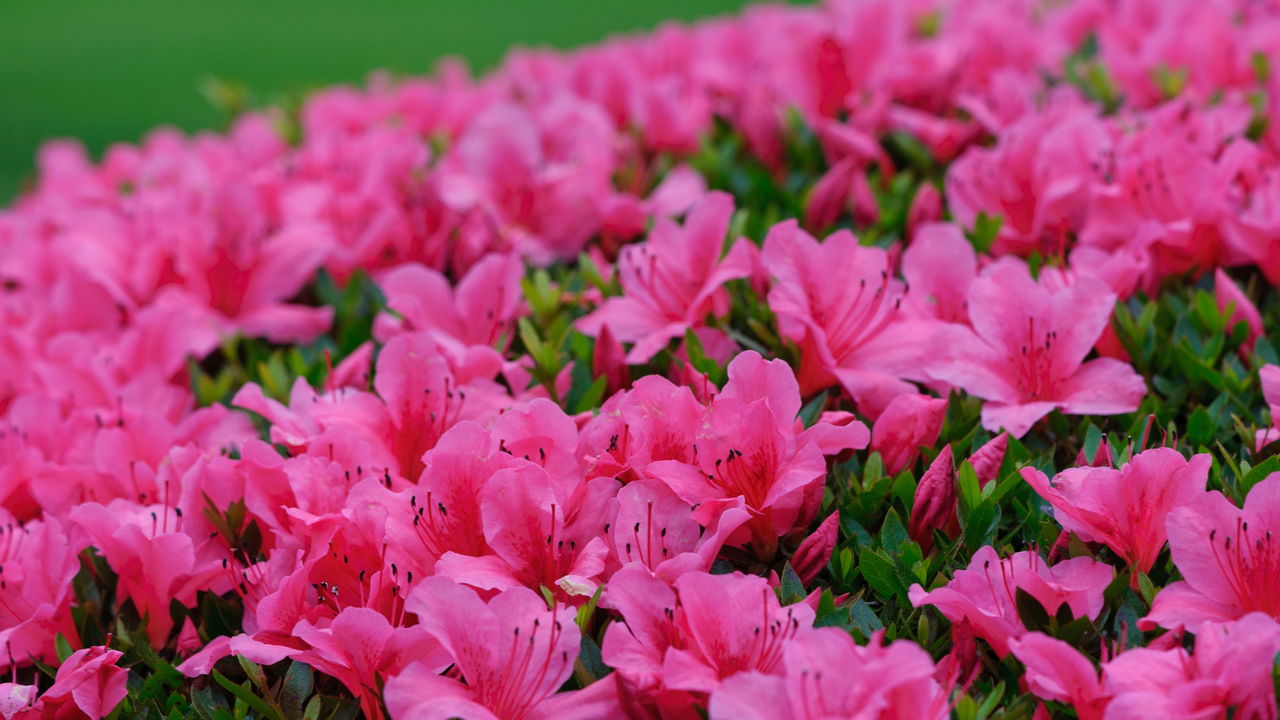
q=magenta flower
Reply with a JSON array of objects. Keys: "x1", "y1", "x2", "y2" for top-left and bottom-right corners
[
  {"x1": 435, "y1": 463, "x2": 616, "y2": 599},
  {"x1": 385, "y1": 577, "x2": 620, "y2": 720},
  {"x1": 29, "y1": 645, "x2": 129, "y2": 720},
  {"x1": 1258, "y1": 364, "x2": 1280, "y2": 449},
  {"x1": 709, "y1": 628, "x2": 949, "y2": 720},
  {"x1": 0, "y1": 514, "x2": 81, "y2": 672},
  {"x1": 1021, "y1": 448, "x2": 1210, "y2": 575},
  {"x1": 1008, "y1": 633, "x2": 1108, "y2": 720},
  {"x1": 648, "y1": 352, "x2": 863, "y2": 560},
  {"x1": 869, "y1": 393, "x2": 947, "y2": 475},
  {"x1": 900, "y1": 222, "x2": 977, "y2": 325},
  {"x1": 909, "y1": 546, "x2": 1113, "y2": 657},
  {"x1": 603, "y1": 569, "x2": 815, "y2": 699},
  {"x1": 605, "y1": 479, "x2": 748, "y2": 584},
  {"x1": 926, "y1": 259, "x2": 1146, "y2": 437},
  {"x1": 373, "y1": 252, "x2": 526, "y2": 373},
  {"x1": 578, "y1": 375, "x2": 705, "y2": 483},
  {"x1": 1143, "y1": 473, "x2": 1280, "y2": 630},
  {"x1": 291, "y1": 607, "x2": 448, "y2": 720},
  {"x1": 577, "y1": 192, "x2": 754, "y2": 364},
  {"x1": 1105, "y1": 613, "x2": 1280, "y2": 720},
  {"x1": 761, "y1": 220, "x2": 929, "y2": 417},
  {"x1": 1214, "y1": 268, "x2": 1264, "y2": 351},
  {"x1": 69, "y1": 500, "x2": 225, "y2": 642}
]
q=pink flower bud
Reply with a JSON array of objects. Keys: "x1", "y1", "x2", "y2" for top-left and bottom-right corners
[
  {"x1": 909, "y1": 445, "x2": 956, "y2": 552},
  {"x1": 592, "y1": 323, "x2": 630, "y2": 397},
  {"x1": 791, "y1": 512, "x2": 840, "y2": 585},
  {"x1": 967, "y1": 432, "x2": 1008, "y2": 488}
]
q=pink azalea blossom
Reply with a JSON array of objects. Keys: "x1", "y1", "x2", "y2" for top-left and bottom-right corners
[
  {"x1": 968, "y1": 433, "x2": 1008, "y2": 487},
  {"x1": 1106, "y1": 613, "x2": 1280, "y2": 720},
  {"x1": 900, "y1": 222, "x2": 976, "y2": 325},
  {"x1": 291, "y1": 607, "x2": 448, "y2": 720},
  {"x1": 1021, "y1": 448, "x2": 1210, "y2": 575},
  {"x1": 1215, "y1": 268, "x2": 1264, "y2": 351},
  {"x1": 25, "y1": 645, "x2": 128, "y2": 720},
  {"x1": 909, "y1": 546, "x2": 1113, "y2": 657},
  {"x1": 1259, "y1": 364, "x2": 1280, "y2": 450},
  {"x1": 1143, "y1": 473, "x2": 1280, "y2": 630},
  {"x1": 1009, "y1": 633, "x2": 1109, "y2": 720},
  {"x1": 603, "y1": 569, "x2": 815, "y2": 700},
  {"x1": 647, "y1": 352, "x2": 865, "y2": 560},
  {"x1": 761, "y1": 220, "x2": 929, "y2": 417},
  {"x1": 926, "y1": 258, "x2": 1146, "y2": 437},
  {"x1": 709, "y1": 628, "x2": 949, "y2": 720},
  {"x1": 577, "y1": 192, "x2": 754, "y2": 364},
  {"x1": 870, "y1": 393, "x2": 947, "y2": 474},
  {"x1": 385, "y1": 577, "x2": 620, "y2": 720},
  {"x1": 0, "y1": 513, "x2": 81, "y2": 671}
]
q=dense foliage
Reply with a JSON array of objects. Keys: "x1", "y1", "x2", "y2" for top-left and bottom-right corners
[{"x1": 3, "y1": 1, "x2": 1280, "y2": 718}]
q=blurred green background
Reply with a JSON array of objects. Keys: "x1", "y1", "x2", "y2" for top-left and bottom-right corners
[{"x1": 0, "y1": 0, "x2": 755, "y2": 202}]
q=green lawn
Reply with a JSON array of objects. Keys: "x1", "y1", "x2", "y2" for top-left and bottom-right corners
[{"x1": 0, "y1": 0, "x2": 755, "y2": 201}]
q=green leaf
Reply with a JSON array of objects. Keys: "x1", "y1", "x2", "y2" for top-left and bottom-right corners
[
  {"x1": 858, "y1": 547, "x2": 905, "y2": 602},
  {"x1": 212, "y1": 671, "x2": 285, "y2": 720},
  {"x1": 576, "y1": 633, "x2": 609, "y2": 683},
  {"x1": 962, "y1": 503, "x2": 1000, "y2": 552},
  {"x1": 778, "y1": 563, "x2": 806, "y2": 604},
  {"x1": 879, "y1": 509, "x2": 909, "y2": 553},
  {"x1": 54, "y1": 632, "x2": 73, "y2": 663},
  {"x1": 848, "y1": 598, "x2": 884, "y2": 638},
  {"x1": 1014, "y1": 588, "x2": 1051, "y2": 633},
  {"x1": 1187, "y1": 406, "x2": 1215, "y2": 447},
  {"x1": 280, "y1": 661, "x2": 314, "y2": 720},
  {"x1": 799, "y1": 391, "x2": 829, "y2": 429},
  {"x1": 1082, "y1": 424, "x2": 1104, "y2": 465}
]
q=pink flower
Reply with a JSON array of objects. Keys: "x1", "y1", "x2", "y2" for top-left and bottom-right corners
[
  {"x1": 292, "y1": 607, "x2": 448, "y2": 720},
  {"x1": 385, "y1": 578, "x2": 620, "y2": 720},
  {"x1": 1021, "y1": 448, "x2": 1210, "y2": 575},
  {"x1": 578, "y1": 375, "x2": 704, "y2": 483},
  {"x1": 1215, "y1": 268, "x2": 1264, "y2": 351},
  {"x1": 926, "y1": 259, "x2": 1146, "y2": 437},
  {"x1": 709, "y1": 628, "x2": 948, "y2": 720},
  {"x1": 909, "y1": 546, "x2": 1113, "y2": 657},
  {"x1": 761, "y1": 221, "x2": 928, "y2": 417},
  {"x1": 604, "y1": 570, "x2": 815, "y2": 698},
  {"x1": 69, "y1": 500, "x2": 225, "y2": 642},
  {"x1": 901, "y1": 222, "x2": 977, "y2": 325},
  {"x1": 372, "y1": 252, "x2": 525, "y2": 371},
  {"x1": 173, "y1": 186, "x2": 335, "y2": 344},
  {"x1": 0, "y1": 514, "x2": 81, "y2": 671},
  {"x1": 870, "y1": 393, "x2": 947, "y2": 475},
  {"x1": 1258, "y1": 364, "x2": 1280, "y2": 450},
  {"x1": 30, "y1": 645, "x2": 129, "y2": 720},
  {"x1": 945, "y1": 100, "x2": 1105, "y2": 257},
  {"x1": 606, "y1": 479, "x2": 748, "y2": 584},
  {"x1": 577, "y1": 192, "x2": 754, "y2": 364},
  {"x1": 647, "y1": 352, "x2": 861, "y2": 560},
  {"x1": 434, "y1": 462, "x2": 616, "y2": 599},
  {"x1": 1143, "y1": 473, "x2": 1280, "y2": 630},
  {"x1": 1105, "y1": 613, "x2": 1280, "y2": 720},
  {"x1": 1009, "y1": 633, "x2": 1108, "y2": 720}
]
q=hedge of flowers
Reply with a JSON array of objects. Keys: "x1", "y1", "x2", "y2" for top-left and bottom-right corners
[{"x1": 4, "y1": 0, "x2": 1280, "y2": 718}]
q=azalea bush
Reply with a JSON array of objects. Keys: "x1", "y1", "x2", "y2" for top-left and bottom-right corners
[{"x1": 4, "y1": 0, "x2": 1280, "y2": 718}]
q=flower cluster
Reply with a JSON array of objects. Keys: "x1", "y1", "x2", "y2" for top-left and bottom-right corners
[{"x1": 3, "y1": 0, "x2": 1280, "y2": 717}]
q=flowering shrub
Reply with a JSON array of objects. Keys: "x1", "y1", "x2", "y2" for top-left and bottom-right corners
[{"x1": 3, "y1": 0, "x2": 1280, "y2": 717}]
